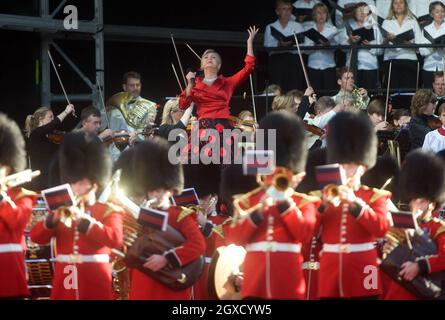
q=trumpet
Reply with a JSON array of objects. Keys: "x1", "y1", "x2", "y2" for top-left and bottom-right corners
[
  {"x1": 233, "y1": 167, "x2": 295, "y2": 219},
  {"x1": 0, "y1": 169, "x2": 41, "y2": 209}
]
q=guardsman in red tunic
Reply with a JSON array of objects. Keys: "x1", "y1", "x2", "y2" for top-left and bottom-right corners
[
  {"x1": 227, "y1": 111, "x2": 320, "y2": 299},
  {"x1": 0, "y1": 113, "x2": 38, "y2": 299},
  {"x1": 120, "y1": 138, "x2": 205, "y2": 300},
  {"x1": 383, "y1": 151, "x2": 445, "y2": 300},
  {"x1": 317, "y1": 112, "x2": 391, "y2": 299},
  {"x1": 30, "y1": 131, "x2": 123, "y2": 300}
]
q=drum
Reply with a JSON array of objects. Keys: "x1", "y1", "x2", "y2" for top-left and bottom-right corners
[
  {"x1": 25, "y1": 199, "x2": 55, "y2": 300},
  {"x1": 207, "y1": 245, "x2": 246, "y2": 300}
]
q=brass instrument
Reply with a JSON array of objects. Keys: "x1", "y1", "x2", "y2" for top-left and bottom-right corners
[
  {"x1": 107, "y1": 92, "x2": 158, "y2": 130},
  {"x1": 352, "y1": 85, "x2": 368, "y2": 111},
  {"x1": 0, "y1": 169, "x2": 41, "y2": 209},
  {"x1": 233, "y1": 167, "x2": 295, "y2": 219}
]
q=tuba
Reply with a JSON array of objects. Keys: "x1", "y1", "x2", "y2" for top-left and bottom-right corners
[{"x1": 107, "y1": 92, "x2": 158, "y2": 130}]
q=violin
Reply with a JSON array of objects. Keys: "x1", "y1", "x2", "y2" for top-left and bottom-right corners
[
  {"x1": 47, "y1": 130, "x2": 66, "y2": 144},
  {"x1": 304, "y1": 122, "x2": 325, "y2": 137},
  {"x1": 100, "y1": 130, "x2": 131, "y2": 151},
  {"x1": 230, "y1": 116, "x2": 258, "y2": 133},
  {"x1": 426, "y1": 115, "x2": 442, "y2": 131}
]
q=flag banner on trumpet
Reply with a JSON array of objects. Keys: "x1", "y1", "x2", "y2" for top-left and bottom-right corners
[
  {"x1": 41, "y1": 184, "x2": 76, "y2": 211},
  {"x1": 243, "y1": 150, "x2": 275, "y2": 176},
  {"x1": 315, "y1": 164, "x2": 346, "y2": 189},
  {"x1": 138, "y1": 207, "x2": 169, "y2": 232},
  {"x1": 389, "y1": 211, "x2": 417, "y2": 229},
  {"x1": 170, "y1": 188, "x2": 200, "y2": 207}
]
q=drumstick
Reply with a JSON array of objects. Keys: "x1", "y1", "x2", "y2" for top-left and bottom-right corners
[
  {"x1": 249, "y1": 74, "x2": 257, "y2": 123},
  {"x1": 293, "y1": 32, "x2": 311, "y2": 88},
  {"x1": 385, "y1": 61, "x2": 393, "y2": 123},
  {"x1": 170, "y1": 34, "x2": 187, "y2": 87},
  {"x1": 185, "y1": 43, "x2": 202, "y2": 61},
  {"x1": 47, "y1": 49, "x2": 77, "y2": 117},
  {"x1": 171, "y1": 63, "x2": 184, "y2": 92}
]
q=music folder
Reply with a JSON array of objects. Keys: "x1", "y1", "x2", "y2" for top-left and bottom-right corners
[
  {"x1": 381, "y1": 28, "x2": 415, "y2": 45},
  {"x1": 270, "y1": 26, "x2": 305, "y2": 44},
  {"x1": 423, "y1": 30, "x2": 445, "y2": 45},
  {"x1": 304, "y1": 28, "x2": 329, "y2": 44},
  {"x1": 314, "y1": 164, "x2": 346, "y2": 189},
  {"x1": 389, "y1": 210, "x2": 418, "y2": 229},
  {"x1": 352, "y1": 27, "x2": 375, "y2": 42}
]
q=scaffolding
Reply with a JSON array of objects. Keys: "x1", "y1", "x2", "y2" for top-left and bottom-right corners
[{"x1": 0, "y1": 1, "x2": 249, "y2": 109}]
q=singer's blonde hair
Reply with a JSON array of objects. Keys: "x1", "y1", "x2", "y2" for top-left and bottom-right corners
[{"x1": 200, "y1": 49, "x2": 222, "y2": 71}]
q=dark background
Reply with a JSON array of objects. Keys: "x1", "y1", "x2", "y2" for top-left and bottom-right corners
[{"x1": 0, "y1": 0, "x2": 282, "y2": 130}]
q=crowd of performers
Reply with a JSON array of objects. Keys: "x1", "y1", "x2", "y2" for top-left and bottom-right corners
[{"x1": 1, "y1": 20, "x2": 445, "y2": 301}]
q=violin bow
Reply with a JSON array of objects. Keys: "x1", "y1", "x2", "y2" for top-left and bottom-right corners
[
  {"x1": 171, "y1": 62, "x2": 184, "y2": 92},
  {"x1": 96, "y1": 75, "x2": 111, "y2": 128},
  {"x1": 170, "y1": 34, "x2": 187, "y2": 88},
  {"x1": 185, "y1": 43, "x2": 202, "y2": 61},
  {"x1": 47, "y1": 49, "x2": 77, "y2": 117},
  {"x1": 384, "y1": 60, "x2": 393, "y2": 123},
  {"x1": 249, "y1": 75, "x2": 258, "y2": 123},
  {"x1": 342, "y1": 47, "x2": 354, "y2": 107},
  {"x1": 293, "y1": 32, "x2": 311, "y2": 88}
]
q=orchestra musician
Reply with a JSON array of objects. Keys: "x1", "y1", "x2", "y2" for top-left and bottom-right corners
[
  {"x1": 107, "y1": 71, "x2": 158, "y2": 162},
  {"x1": 30, "y1": 131, "x2": 124, "y2": 300},
  {"x1": 226, "y1": 111, "x2": 320, "y2": 299},
  {"x1": 317, "y1": 112, "x2": 391, "y2": 299},
  {"x1": 0, "y1": 113, "x2": 38, "y2": 299},
  {"x1": 25, "y1": 104, "x2": 75, "y2": 191},
  {"x1": 408, "y1": 89, "x2": 437, "y2": 150}
]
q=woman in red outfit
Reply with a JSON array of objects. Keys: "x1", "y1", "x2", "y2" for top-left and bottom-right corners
[
  {"x1": 178, "y1": 26, "x2": 258, "y2": 164},
  {"x1": 383, "y1": 150, "x2": 445, "y2": 300},
  {"x1": 0, "y1": 113, "x2": 38, "y2": 299}
]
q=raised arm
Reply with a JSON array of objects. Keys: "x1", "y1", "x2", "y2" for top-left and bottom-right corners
[{"x1": 247, "y1": 25, "x2": 259, "y2": 57}]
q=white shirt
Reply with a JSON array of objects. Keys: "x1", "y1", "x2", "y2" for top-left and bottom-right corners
[
  {"x1": 339, "y1": 20, "x2": 383, "y2": 70},
  {"x1": 382, "y1": 16, "x2": 422, "y2": 61},
  {"x1": 303, "y1": 22, "x2": 339, "y2": 70},
  {"x1": 293, "y1": 0, "x2": 320, "y2": 29},
  {"x1": 304, "y1": 110, "x2": 336, "y2": 149},
  {"x1": 264, "y1": 20, "x2": 305, "y2": 55},
  {"x1": 335, "y1": 0, "x2": 376, "y2": 28},
  {"x1": 411, "y1": 0, "x2": 445, "y2": 19},
  {"x1": 422, "y1": 128, "x2": 445, "y2": 153},
  {"x1": 420, "y1": 21, "x2": 445, "y2": 71}
]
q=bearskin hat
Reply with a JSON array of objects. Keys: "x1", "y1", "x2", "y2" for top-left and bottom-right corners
[
  {"x1": 183, "y1": 163, "x2": 220, "y2": 199},
  {"x1": 296, "y1": 147, "x2": 327, "y2": 193},
  {"x1": 220, "y1": 164, "x2": 258, "y2": 205},
  {"x1": 399, "y1": 150, "x2": 445, "y2": 208},
  {"x1": 59, "y1": 131, "x2": 111, "y2": 187},
  {"x1": 132, "y1": 137, "x2": 183, "y2": 195},
  {"x1": 0, "y1": 113, "x2": 26, "y2": 173},
  {"x1": 327, "y1": 112, "x2": 377, "y2": 168},
  {"x1": 258, "y1": 111, "x2": 307, "y2": 173}
]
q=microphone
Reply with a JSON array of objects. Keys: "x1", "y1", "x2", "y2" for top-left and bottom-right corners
[{"x1": 186, "y1": 68, "x2": 197, "y2": 86}]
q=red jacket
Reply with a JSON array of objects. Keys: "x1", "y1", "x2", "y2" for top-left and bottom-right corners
[
  {"x1": 383, "y1": 217, "x2": 445, "y2": 300},
  {"x1": 178, "y1": 55, "x2": 255, "y2": 120},
  {"x1": 0, "y1": 188, "x2": 37, "y2": 298},
  {"x1": 129, "y1": 206, "x2": 206, "y2": 300},
  {"x1": 317, "y1": 186, "x2": 391, "y2": 298},
  {"x1": 227, "y1": 188, "x2": 320, "y2": 299},
  {"x1": 30, "y1": 202, "x2": 123, "y2": 300}
]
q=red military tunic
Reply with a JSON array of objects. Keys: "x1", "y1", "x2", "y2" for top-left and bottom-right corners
[
  {"x1": 0, "y1": 188, "x2": 37, "y2": 298},
  {"x1": 318, "y1": 186, "x2": 391, "y2": 298},
  {"x1": 30, "y1": 202, "x2": 123, "y2": 300},
  {"x1": 129, "y1": 206, "x2": 206, "y2": 300},
  {"x1": 383, "y1": 217, "x2": 445, "y2": 300},
  {"x1": 302, "y1": 228, "x2": 323, "y2": 300},
  {"x1": 227, "y1": 188, "x2": 320, "y2": 300}
]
